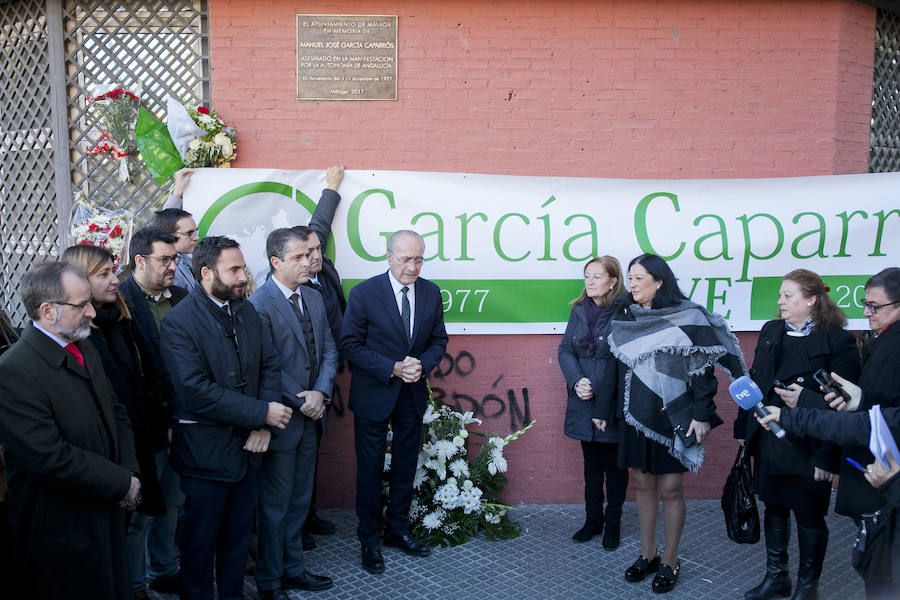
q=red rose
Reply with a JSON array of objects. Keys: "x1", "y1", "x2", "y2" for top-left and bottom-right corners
[
  {"x1": 88, "y1": 223, "x2": 99, "y2": 232},
  {"x1": 197, "y1": 106, "x2": 210, "y2": 114},
  {"x1": 111, "y1": 225, "x2": 122, "y2": 236}
]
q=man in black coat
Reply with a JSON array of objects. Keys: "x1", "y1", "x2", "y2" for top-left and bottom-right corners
[
  {"x1": 119, "y1": 226, "x2": 189, "y2": 594},
  {"x1": 160, "y1": 236, "x2": 290, "y2": 600},
  {"x1": 340, "y1": 230, "x2": 448, "y2": 574},
  {"x1": 0, "y1": 262, "x2": 141, "y2": 599}
]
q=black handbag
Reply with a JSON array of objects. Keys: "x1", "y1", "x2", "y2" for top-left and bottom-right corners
[
  {"x1": 852, "y1": 507, "x2": 895, "y2": 583},
  {"x1": 663, "y1": 394, "x2": 698, "y2": 447},
  {"x1": 721, "y1": 444, "x2": 760, "y2": 544}
]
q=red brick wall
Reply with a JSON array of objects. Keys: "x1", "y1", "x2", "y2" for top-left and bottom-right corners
[{"x1": 208, "y1": 0, "x2": 876, "y2": 506}]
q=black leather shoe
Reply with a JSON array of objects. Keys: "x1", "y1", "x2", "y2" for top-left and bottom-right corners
[
  {"x1": 302, "y1": 529, "x2": 317, "y2": 551},
  {"x1": 283, "y1": 570, "x2": 333, "y2": 592},
  {"x1": 383, "y1": 532, "x2": 431, "y2": 557},
  {"x1": 258, "y1": 589, "x2": 290, "y2": 600},
  {"x1": 303, "y1": 513, "x2": 336, "y2": 536},
  {"x1": 361, "y1": 544, "x2": 385, "y2": 574},
  {"x1": 625, "y1": 553, "x2": 660, "y2": 582},
  {"x1": 652, "y1": 561, "x2": 681, "y2": 594},
  {"x1": 572, "y1": 520, "x2": 603, "y2": 542}
]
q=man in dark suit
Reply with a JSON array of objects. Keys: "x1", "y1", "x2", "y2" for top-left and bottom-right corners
[
  {"x1": 0, "y1": 262, "x2": 141, "y2": 599},
  {"x1": 119, "y1": 226, "x2": 188, "y2": 595},
  {"x1": 249, "y1": 228, "x2": 339, "y2": 599},
  {"x1": 340, "y1": 230, "x2": 448, "y2": 574},
  {"x1": 296, "y1": 165, "x2": 346, "y2": 546},
  {"x1": 160, "y1": 236, "x2": 291, "y2": 600}
]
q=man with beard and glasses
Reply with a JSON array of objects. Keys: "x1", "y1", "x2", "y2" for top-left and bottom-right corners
[
  {"x1": 160, "y1": 236, "x2": 289, "y2": 600},
  {"x1": 0, "y1": 262, "x2": 141, "y2": 599}
]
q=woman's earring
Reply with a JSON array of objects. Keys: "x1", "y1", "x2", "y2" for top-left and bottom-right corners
[{"x1": 807, "y1": 302, "x2": 812, "y2": 307}]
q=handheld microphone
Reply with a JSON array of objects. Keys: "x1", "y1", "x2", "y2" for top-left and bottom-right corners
[{"x1": 729, "y1": 376, "x2": 787, "y2": 439}]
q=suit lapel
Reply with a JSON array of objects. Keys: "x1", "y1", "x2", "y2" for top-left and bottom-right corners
[
  {"x1": 267, "y1": 279, "x2": 309, "y2": 360},
  {"x1": 410, "y1": 278, "x2": 428, "y2": 344},
  {"x1": 298, "y1": 286, "x2": 322, "y2": 355},
  {"x1": 378, "y1": 273, "x2": 408, "y2": 345}
]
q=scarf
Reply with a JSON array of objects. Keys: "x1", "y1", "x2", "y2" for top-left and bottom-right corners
[
  {"x1": 576, "y1": 298, "x2": 615, "y2": 355},
  {"x1": 609, "y1": 299, "x2": 747, "y2": 471}
]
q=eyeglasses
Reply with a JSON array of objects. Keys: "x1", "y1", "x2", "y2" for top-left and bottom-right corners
[
  {"x1": 390, "y1": 254, "x2": 424, "y2": 266},
  {"x1": 861, "y1": 299, "x2": 900, "y2": 314},
  {"x1": 52, "y1": 300, "x2": 91, "y2": 310},
  {"x1": 141, "y1": 254, "x2": 181, "y2": 267},
  {"x1": 175, "y1": 228, "x2": 198, "y2": 237}
]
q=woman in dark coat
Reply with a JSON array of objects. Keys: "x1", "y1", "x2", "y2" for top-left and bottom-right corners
[
  {"x1": 608, "y1": 254, "x2": 744, "y2": 594},
  {"x1": 62, "y1": 244, "x2": 169, "y2": 594},
  {"x1": 735, "y1": 269, "x2": 861, "y2": 600},
  {"x1": 558, "y1": 255, "x2": 628, "y2": 549}
]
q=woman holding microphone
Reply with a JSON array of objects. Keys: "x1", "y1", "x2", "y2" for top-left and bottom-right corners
[
  {"x1": 558, "y1": 256, "x2": 627, "y2": 549},
  {"x1": 735, "y1": 269, "x2": 860, "y2": 600}
]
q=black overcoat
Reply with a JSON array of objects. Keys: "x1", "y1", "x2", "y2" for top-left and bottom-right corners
[
  {"x1": 0, "y1": 324, "x2": 139, "y2": 600},
  {"x1": 557, "y1": 300, "x2": 620, "y2": 442},
  {"x1": 836, "y1": 324, "x2": 900, "y2": 517},
  {"x1": 735, "y1": 319, "x2": 860, "y2": 512}
]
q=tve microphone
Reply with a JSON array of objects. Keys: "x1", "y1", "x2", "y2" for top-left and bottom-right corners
[{"x1": 729, "y1": 376, "x2": 787, "y2": 439}]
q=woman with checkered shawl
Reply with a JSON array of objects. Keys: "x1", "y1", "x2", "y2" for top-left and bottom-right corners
[{"x1": 607, "y1": 254, "x2": 746, "y2": 594}]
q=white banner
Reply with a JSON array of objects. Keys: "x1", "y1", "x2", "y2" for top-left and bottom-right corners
[{"x1": 183, "y1": 169, "x2": 899, "y2": 333}]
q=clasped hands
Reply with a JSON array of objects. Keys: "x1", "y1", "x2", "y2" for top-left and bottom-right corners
[{"x1": 393, "y1": 356, "x2": 423, "y2": 383}]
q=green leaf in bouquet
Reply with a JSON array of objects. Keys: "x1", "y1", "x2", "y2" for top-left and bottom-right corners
[{"x1": 135, "y1": 107, "x2": 183, "y2": 184}]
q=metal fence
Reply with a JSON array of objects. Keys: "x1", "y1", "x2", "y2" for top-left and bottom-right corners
[
  {"x1": 870, "y1": 8, "x2": 900, "y2": 172},
  {"x1": 0, "y1": 0, "x2": 208, "y2": 324}
]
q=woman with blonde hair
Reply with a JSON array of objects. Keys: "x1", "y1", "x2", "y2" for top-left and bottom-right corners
[{"x1": 558, "y1": 256, "x2": 628, "y2": 549}]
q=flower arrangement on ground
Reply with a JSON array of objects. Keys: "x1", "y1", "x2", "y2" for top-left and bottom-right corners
[
  {"x1": 68, "y1": 192, "x2": 134, "y2": 272},
  {"x1": 86, "y1": 83, "x2": 141, "y2": 182},
  {"x1": 384, "y1": 386, "x2": 535, "y2": 547}
]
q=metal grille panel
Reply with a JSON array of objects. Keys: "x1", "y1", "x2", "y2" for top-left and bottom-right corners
[
  {"x1": 0, "y1": 0, "x2": 57, "y2": 324},
  {"x1": 63, "y1": 0, "x2": 209, "y2": 217},
  {"x1": 870, "y1": 9, "x2": 900, "y2": 172},
  {"x1": 0, "y1": 0, "x2": 208, "y2": 324}
]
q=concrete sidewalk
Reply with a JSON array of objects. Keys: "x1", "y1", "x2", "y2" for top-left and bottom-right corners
[{"x1": 145, "y1": 499, "x2": 866, "y2": 599}]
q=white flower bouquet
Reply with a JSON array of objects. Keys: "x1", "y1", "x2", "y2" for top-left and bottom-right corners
[
  {"x1": 67, "y1": 192, "x2": 134, "y2": 272},
  {"x1": 384, "y1": 383, "x2": 534, "y2": 547},
  {"x1": 166, "y1": 96, "x2": 237, "y2": 168}
]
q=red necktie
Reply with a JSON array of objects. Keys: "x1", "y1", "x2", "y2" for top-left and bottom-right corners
[{"x1": 64, "y1": 343, "x2": 85, "y2": 369}]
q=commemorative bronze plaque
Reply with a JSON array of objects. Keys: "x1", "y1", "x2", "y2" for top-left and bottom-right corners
[{"x1": 296, "y1": 15, "x2": 398, "y2": 101}]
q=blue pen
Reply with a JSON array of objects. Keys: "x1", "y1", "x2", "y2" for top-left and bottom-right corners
[{"x1": 846, "y1": 457, "x2": 867, "y2": 473}]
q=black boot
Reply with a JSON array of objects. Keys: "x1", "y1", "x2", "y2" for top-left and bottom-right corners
[
  {"x1": 745, "y1": 512, "x2": 792, "y2": 600},
  {"x1": 574, "y1": 441, "x2": 604, "y2": 542},
  {"x1": 791, "y1": 525, "x2": 827, "y2": 600},
  {"x1": 602, "y1": 506, "x2": 621, "y2": 550}
]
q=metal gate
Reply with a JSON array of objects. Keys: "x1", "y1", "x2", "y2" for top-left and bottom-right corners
[
  {"x1": 0, "y1": 0, "x2": 208, "y2": 324},
  {"x1": 871, "y1": 8, "x2": 900, "y2": 172}
]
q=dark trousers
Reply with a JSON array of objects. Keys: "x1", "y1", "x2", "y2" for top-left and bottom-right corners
[
  {"x1": 581, "y1": 441, "x2": 628, "y2": 524},
  {"x1": 255, "y1": 419, "x2": 317, "y2": 591},
  {"x1": 178, "y1": 469, "x2": 258, "y2": 600},
  {"x1": 354, "y1": 385, "x2": 421, "y2": 547}
]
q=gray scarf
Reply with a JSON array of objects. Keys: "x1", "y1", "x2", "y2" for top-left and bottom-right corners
[{"x1": 610, "y1": 300, "x2": 747, "y2": 470}]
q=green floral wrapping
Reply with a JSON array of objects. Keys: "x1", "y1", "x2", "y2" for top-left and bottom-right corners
[{"x1": 135, "y1": 107, "x2": 183, "y2": 184}]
